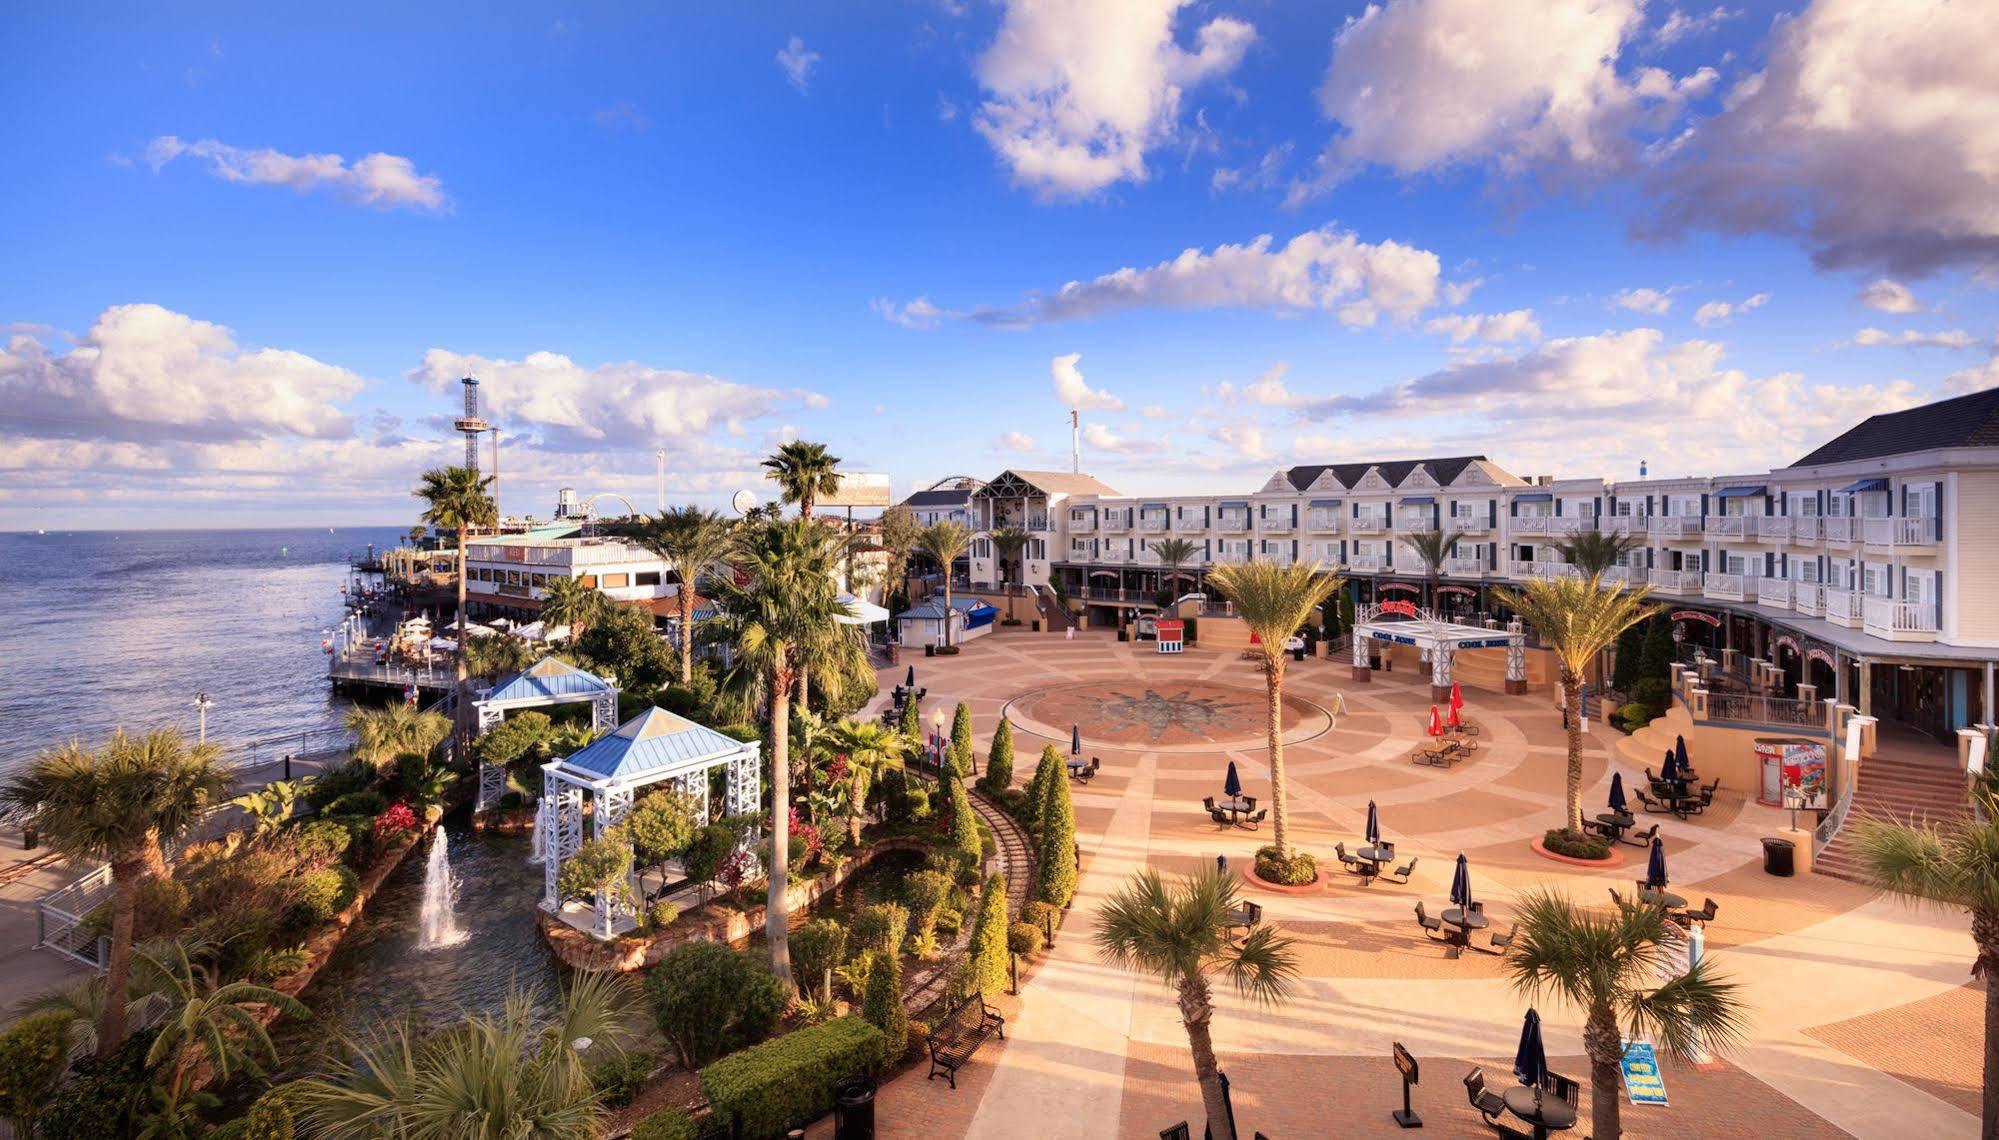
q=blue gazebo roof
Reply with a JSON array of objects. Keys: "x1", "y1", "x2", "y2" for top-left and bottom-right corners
[
  {"x1": 558, "y1": 706, "x2": 749, "y2": 781},
  {"x1": 485, "y1": 657, "x2": 616, "y2": 703}
]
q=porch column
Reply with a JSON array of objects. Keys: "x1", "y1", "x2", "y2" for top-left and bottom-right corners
[
  {"x1": 1430, "y1": 644, "x2": 1455, "y2": 704},
  {"x1": 541, "y1": 771, "x2": 585, "y2": 912},
  {"x1": 1859, "y1": 659, "x2": 1873, "y2": 718},
  {"x1": 1505, "y1": 633, "x2": 1528, "y2": 695},
  {"x1": 592, "y1": 690, "x2": 620, "y2": 733},
  {"x1": 724, "y1": 741, "x2": 761, "y2": 816},
  {"x1": 476, "y1": 761, "x2": 507, "y2": 813},
  {"x1": 1351, "y1": 628, "x2": 1372, "y2": 683}
]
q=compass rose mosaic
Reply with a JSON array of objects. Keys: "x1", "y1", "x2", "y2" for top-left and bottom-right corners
[{"x1": 1012, "y1": 682, "x2": 1312, "y2": 748}]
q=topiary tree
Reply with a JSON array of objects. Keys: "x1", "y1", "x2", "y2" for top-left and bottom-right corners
[
  {"x1": 1024, "y1": 744, "x2": 1064, "y2": 834},
  {"x1": 861, "y1": 950, "x2": 907, "y2": 1060},
  {"x1": 0, "y1": 1010, "x2": 73, "y2": 1138},
  {"x1": 790, "y1": 918, "x2": 849, "y2": 1002},
  {"x1": 1612, "y1": 621, "x2": 1646, "y2": 693},
  {"x1": 983, "y1": 717, "x2": 1016, "y2": 794},
  {"x1": 853, "y1": 902, "x2": 908, "y2": 957},
  {"x1": 1008, "y1": 920, "x2": 1044, "y2": 958},
  {"x1": 1639, "y1": 614, "x2": 1675, "y2": 683},
  {"x1": 898, "y1": 692, "x2": 922, "y2": 747},
  {"x1": 903, "y1": 870, "x2": 954, "y2": 951},
  {"x1": 946, "y1": 773, "x2": 982, "y2": 872},
  {"x1": 966, "y1": 873, "x2": 1010, "y2": 998},
  {"x1": 643, "y1": 942, "x2": 787, "y2": 1068},
  {"x1": 624, "y1": 791, "x2": 701, "y2": 907},
  {"x1": 1035, "y1": 760, "x2": 1078, "y2": 908},
  {"x1": 950, "y1": 701, "x2": 975, "y2": 777}
]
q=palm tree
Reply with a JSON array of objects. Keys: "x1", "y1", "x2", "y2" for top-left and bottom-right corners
[
  {"x1": 141, "y1": 940, "x2": 308, "y2": 1127},
  {"x1": 640, "y1": 505, "x2": 736, "y2": 685},
  {"x1": 0, "y1": 729, "x2": 228, "y2": 1056},
  {"x1": 1152, "y1": 537, "x2": 1199, "y2": 603},
  {"x1": 990, "y1": 525, "x2": 1031, "y2": 621},
  {"x1": 825, "y1": 720, "x2": 910, "y2": 845},
  {"x1": 762, "y1": 440, "x2": 844, "y2": 519},
  {"x1": 1853, "y1": 792, "x2": 1999, "y2": 1135},
  {"x1": 415, "y1": 465, "x2": 498, "y2": 743},
  {"x1": 229, "y1": 778, "x2": 305, "y2": 840},
  {"x1": 538, "y1": 574, "x2": 610, "y2": 645},
  {"x1": 1096, "y1": 867, "x2": 1300, "y2": 1140},
  {"x1": 917, "y1": 520, "x2": 974, "y2": 648},
  {"x1": 463, "y1": 633, "x2": 536, "y2": 683},
  {"x1": 1401, "y1": 527, "x2": 1466, "y2": 611},
  {"x1": 716, "y1": 518, "x2": 856, "y2": 984},
  {"x1": 1554, "y1": 530, "x2": 1645, "y2": 578},
  {"x1": 15, "y1": 973, "x2": 157, "y2": 1057},
  {"x1": 293, "y1": 972, "x2": 638, "y2": 1140},
  {"x1": 1494, "y1": 576, "x2": 1657, "y2": 836},
  {"x1": 1205, "y1": 560, "x2": 1340, "y2": 866},
  {"x1": 1508, "y1": 890, "x2": 1746, "y2": 1140},
  {"x1": 345, "y1": 703, "x2": 452, "y2": 769}
]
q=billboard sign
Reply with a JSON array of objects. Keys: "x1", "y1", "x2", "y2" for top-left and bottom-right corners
[{"x1": 817, "y1": 472, "x2": 893, "y2": 508}]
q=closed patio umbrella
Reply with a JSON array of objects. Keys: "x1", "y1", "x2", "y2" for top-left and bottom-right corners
[
  {"x1": 1647, "y1": 836, "x2": 1668, "y2": 888},
  {"x1": 1366, "y1": 800, "x2": 1380, "y2": 846},
  {"x1": 1071, "y1": 724, "x2": 1083, "y2": 756},
  {"x1": 1609, "y1": 772, "x2": 1628, "y2": 814},
  {"x1": 1449, "y1": 682, "x2": 1464, "y2": 712},
  {"x1": 1224, "y1": 760, "x2": 1243, "y2": 800},
  {"x1": 1513, "y1": 1008, "x2": 1550, "y2": 1090},
  {"x1": 905, "y1": 665, "x2": 916, "y2": 688},
  {"x1": 1661, "y1": 747, "x2": 1680, "y2": 783},
  {"x1": 1675, "y1": 734, "x2": 1690, "y2": 772},
  {"x1": 1447, "y1": 703, "x2": 1463, "y2": 730},
  {"x1": 1450, "y1": 853, "x2": 1471, "y2": 909},
  {"x1": 1429, "y1": 706, "x2": 1443, "y2": 736}
]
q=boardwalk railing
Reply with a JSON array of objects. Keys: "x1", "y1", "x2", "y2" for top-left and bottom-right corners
[{"x1": 36, "y1": 863, "x2": 113, "y2": 969}]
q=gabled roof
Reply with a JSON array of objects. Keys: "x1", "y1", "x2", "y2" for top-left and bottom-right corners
[
  {"x1": 902, "y1": 489, "x2": 973, "y2": 508},
  {"x1": 559, "y1": 706, "x2": 749, "y2": 781},
  {"x1": 1278, "y1": 456, "x2": 1496, "y2": 491},
  {"x1": 484, "y1": 657, "x2": 616, "y2": 704},
  {"x1": 978, "y1": 469, "x2": 1121, "y2": 498},
  {"x1": 1790, "y1": 386, "x2": 1999, "y2": 467}
]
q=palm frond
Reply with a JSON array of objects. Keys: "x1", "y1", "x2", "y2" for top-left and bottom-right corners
[
  {"x1": 1627, "y1": 960, "x2": 1747, "y2": 1062},
  {"x1": 1206, "y1": 560, "x2": 1340, "y2": 662},
  {"x1": 1492, "y1": 576, "x2": 1658, "y2": 676}
]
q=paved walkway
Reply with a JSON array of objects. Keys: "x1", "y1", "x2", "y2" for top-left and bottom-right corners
[{"x1": 868, "y1": 628, "x2": 1980, "y2": 1138}]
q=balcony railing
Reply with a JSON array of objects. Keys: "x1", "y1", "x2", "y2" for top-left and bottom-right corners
[
  {"x1": 1259, "y1": 516, "x2": 1295, "y2": 534},
  {"x1": 1102, "y1": 513, "x2": 1130, "y2": 531},
  {"x1": 1601, "y1": 516, "x2": 1645, "y2": 536},
  {"x1": 1259, "y1": 549, "x2": 1295, "y2": 566},
  {"x1": 1706, "y1": 515, "x2": 1760, "y2": 540},
  {"x1": 1648, "y1": 517, "x2": 1703, "y2": 539},
  {"x1": 1511, "y1": 516, "x2": 1595, "y2": 537},
  {"x1": 1599, "y1": 567, "x2": 1634, "y2": 587},
  {"x1": 1024, "y1": 516, "x2": 1052, "y2": 532},
  {"x1": 1350, "y1": 517, "x2": 1387, "y2": 535},
  {"x1": 1213, "y1": 545, "x2": 1250, "y2": 563},
  {"x1": 1069, "y1": 517, "x2": 1096, "y2": 534},
  {"x1": 1509, "y1": 560, "x2": 1580, "y2": 581},
  {"x1": 1756, "y1": 578, "x2": 1793, "y2": 609},
  {"x1": 1396, "y1": 516, "x2": 1437, "y2": 533},
  {"x1": 1305, "y1": 512, "x2": 1341, "y2": 533},
  {"x1": 1863, "y1": 516, "x2": 1939, "y2": 547},
  {"x1": 1863, "y1": 598, "x2": 1940, "y2": 639},
  {"x1": 1760, "y1": 516, "x2": 1795, "y2": 541},
  {"x1": 1216, "y1": 512, "x2": 1251, "y2": 533},
  {"x1": 1824, "y1": 587, "x2": 1863, "y2": 627},
  {"x1": 1348, "y1": 555, "x2": 1386, "y2": 573},
  {"x1": 1708, "y1": 693, "x2": 1827, "y2": 729},
  {"x1": 1793, "y1": 581, "x2": 1825, "y2": 616},
  {"x1": 1443, "y1": 557, "x2": 1486, "y2": 577},
  {"x1": 1140, "y1": 515, "x2": 1170, "y2": 532},
  {"x1": 1648, "y1": 568, "x2": 1703, "y2": 594},
  {"x1": 1822, "y1": 517, "x2": 1854, "y2": 544},
  {"x1": 1703, "y1": 573, "x2": 1760, "y2": 603},
  {"x1": 1449, "y1": 516, "x2": 1490, "y2": 534}
]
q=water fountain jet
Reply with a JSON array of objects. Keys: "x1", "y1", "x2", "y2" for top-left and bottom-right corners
[{"x1": 418, "y1": 829, "x2": 468, "y2": 949}]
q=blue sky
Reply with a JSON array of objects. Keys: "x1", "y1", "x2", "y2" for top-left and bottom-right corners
[{"x1": 3, "y1": 0, "x2": 1996, "y2": 528}]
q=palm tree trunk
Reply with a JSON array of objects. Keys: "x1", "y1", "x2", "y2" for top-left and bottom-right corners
[
  {"x1": 1975, "y1": 910, "x2": 1999, "y2": 1139},
  {"x1": 98, "y1": 858, "x2": 140, "y2": 1057},
  {"x1": 1177, "y1": 974, "x2": 1235, "y2": 1140},
  {"x1": 768, "y1": 662, "x2": 794, "y2": 986},
  {"x1": 1265, "y1": 655, "x2": 1290, "y2": 862},
  {"x1": 678, "y1": 589, "x2": 695, "y2": 686},
  {"x1": 1562, "y1": 668, "x2": 1585, "y2": 834},
  {"x1": 454, "y1": 527, "x2": 470, "y2": 752},
  {"x1": 943, "y1": 580, "x2": 954, "y2": 648},
  {"x1": 141, "y1": 830, "x2": 168, "y2": 879},
  {"x1": 1584, "y1": 1004, "x2": 1624, "y2": 1140}
]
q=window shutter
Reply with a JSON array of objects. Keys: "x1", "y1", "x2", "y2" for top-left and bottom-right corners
[
  {"x1": 1699, "y1": 493, "x2": 1709, "y2": 517},
  {"x1": 1489, "y1": 499, "x2": 1497, "y2": 526}
]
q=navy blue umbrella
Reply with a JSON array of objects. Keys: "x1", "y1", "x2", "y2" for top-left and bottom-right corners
[
  {"x1": 1661, "y1": 747, "x2": 1680, "y2": 784},
  {"x1": 1513, "y1": 1008, "x2": 1550, "y2": 1090},
  {"x1": 1224, "y1": 760, "x2": 1243, "y2": 799},
  {"x1": 1450, "y1": 853, "x2": 1471, "y2": 909},
  {"x1": 905, "y1": 666, "x2": 915, "y2": 688},
  {"x1": 1072, "y1": 724, "x2": 1083, "y2": 756},
  {"x1": 1675, "y1": 734, "x2": 1690, "y2": 773},
  {"x1": 1647, "y1": 836, "x2": 1668, "y2": 889},
  {"x1": 1366, "y1": 800, "x2": 1381, "y2": 846},
  {"x1": 1609, "y1": 772, "x2": 1628, "y2": 813}
]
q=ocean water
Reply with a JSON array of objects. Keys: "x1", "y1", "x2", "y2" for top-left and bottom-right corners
[{"x1": 0, "y1": 526, "x2": 409, "y2": 776}]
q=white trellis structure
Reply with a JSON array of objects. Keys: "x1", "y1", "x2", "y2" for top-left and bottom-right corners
[
  {"x1": 471, "y1": 658, "x2": 621, "y2": 812},
  {"x1": 539, "y1": 706, "x2": 761, "y2": 940},
  {"x1": 1349, "y1": 603, "x2": 1528, "y2": 700}
]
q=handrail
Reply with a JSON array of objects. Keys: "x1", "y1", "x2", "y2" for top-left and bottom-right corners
[{"x1": 1814, "y1": 761, "x2": 1858, "y2": 850}]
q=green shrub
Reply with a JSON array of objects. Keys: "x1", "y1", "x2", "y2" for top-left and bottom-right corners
[
  {"x1": 966, "y1": 873, "x2": 1010, "y2": 998},
  {"x1": 853, "y1": 902, "x2": 908, "y2": 957},
  {"x1": 1616, "y1": 703, "x2": 1656, "y2": 734},
  {"x1": 588, "y1": 1048, "x2": 655, "y2": 1109},
  {"x1": 791, "y1": 918, "x2": 849, "y2": 998},
  {"x1": 131, "y1": 873, "x2": 190, "y2": 941},
  {"x1": 950, "y1": 702, "x2": 974, "y2": 777},
  {"x1": 698, "y1": 1015, "x2": 886, "y2": 1140},
  {"x1": 935, "y1": 645, "x2": 961, "y2": 656},
  {"x1": 288, "y1": 865, "x2": 360, "y2": 930},
  {"x1": 1034, "y1": 762, "x2": 1077, "y2": 907},
  {"x1": 1183, "y1": 615, "x2": 1199, "y2": 643},
  {"x1": 221, "y1": 1085, "x2": 299, "y2": 1140},
  {"x1": 287, "y1": 818, "x2": 353, "y2": 870},
  {"x1": 1541, "y1": 828, "x2": 1610, "y2": 860},
  {"x1": 322, "y1": 789, "x2": 387, "y2": 819},
  {"x1": 1629, "y1": 676, "x2": 1672, "y2": 712},
  {"x1": 934, "y1": 908, "x2": 964, "y2": 937},
  {"x1": 631, "y1": 1106, "x2": 702, "y2": 1140},
  {"x1": 37, "y1": 1027, "x2": 157, "y2": 1140},
  {"x1": 1021, "y1": 900, "x2": 1061, "y2": 938},
  {"x1": 903, "y1": 870, "x2": 953, "y2": 945},
  {"x1": 860, "y1": 950, "x2": 907, "y2": 1061},
  {"x1": 644, "y1": 941, "x2": 787, "y2": 1068},
  {"x1": 0, "y1": 1011, "x2": 72, "y2": 1135},
  {"x1": 1254, "y1": 845, "x2": 1318, "y2": 886},
  {"x1": 946, "y1": 775, "x2": 982, "y2": 872},
  {"x1": 304, "y1": 761, "x2": 375, "y2": 810},
  {"x1": 647, "y1": 900, "x2": 682, "y2": 930},
  {"x1": 981, "y1": 717, "x2": 1016, "y2": 794},
  {"x1": 1007, "y1": 920, "x2": 1044, "y2": 957}
]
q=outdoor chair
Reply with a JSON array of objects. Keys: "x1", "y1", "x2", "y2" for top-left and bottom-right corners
[
  {"x1": 1487, "y1": 923, "x2": 1517, "y2": 952},
  {"x1": 1676, "y1": 897, "x2": 1719, "y2": 925},
  {"x1": 1203, "y1": 796, "x2": 1217, "y2": 812},
  {"x1": 1415, "y1": 902, "x2": 1445, "y2": 941},
  {"x1": 1635, "y1": 790, "x2": 1674, "y2": 815},
  {"x1": 1337, "y1": 843, "x2": 1375, "y2": 880},
  {"x1": 1386, "y1": 855, "x2": 1419, "y2": 884},
  {"x1": 1463, "y1": 1069, "x2": 1506, "y2": 1125},
  {"x1": 1242, "y1": 808, "x2": 1268, "y2": 829},
  {"x1": 1209, "y1": 807, "x2": 1232, "y2": 827},
  {"x1": 1546, "y1": 1072, "x2": 1582, "y2": 1110},
  {"x1": 1622, "y1": 823, "x2": 1660, "y2": 848}
]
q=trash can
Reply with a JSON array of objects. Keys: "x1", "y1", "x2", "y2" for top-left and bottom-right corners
[
  {"x1": 833, "y1": 1075, "x2": 877, "y2": 1140},
  {"x1": 1761, "y1": 837, "x2": 1795, "y2": 877},
  {"x1": 1031, "y1": 619, "x2": 1040, "y2": 632},
  {"x1": 1117, "y1": 628, "x2": 1128, "y2": 642},
  {"x1": 924, "y1": 644, "x2": 936, "y2": 658}
]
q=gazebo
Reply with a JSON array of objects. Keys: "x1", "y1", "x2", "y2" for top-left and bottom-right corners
[
  {"x1": 1349, "y1": 602, "x2": 1528, "y2": 700},
  {"x1": 471, "y1": 657, "x2": 621, "y2": 811},
  {"x1": 539, "y1": 706, "x2": 761, "y2": 940}
]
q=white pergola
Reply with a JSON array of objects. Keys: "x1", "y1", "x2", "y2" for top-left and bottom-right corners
[
  {"x1": 538, "y1": 706, "x2": 760, "y2": 940},
  {"x1": 1349, "y1": 603, "x2": 1528, "y2": 700},
  {"x1": 471, "y1": 657, "x2": 621, "y2": 811}
]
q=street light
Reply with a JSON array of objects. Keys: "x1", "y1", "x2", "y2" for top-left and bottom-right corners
[{"x1": 193, "y1": 691, "x2": 213, "y2": 744}]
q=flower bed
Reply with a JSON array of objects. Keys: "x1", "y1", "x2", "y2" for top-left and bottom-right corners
[{"x1": 1529, "y1": 829, "x2": 1624, "y2": 867}]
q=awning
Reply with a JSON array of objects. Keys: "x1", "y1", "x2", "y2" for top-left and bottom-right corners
[
  {"x1": 1141, "y1": 503, "x2": 1168, "y2": 510},
  {"x1": 1839, "y1": 477, "x2": 1889, "y2": 494},
  {"x1": 1513, "y1": 492, "x2": 1553, "y2": 503},
  {"x1": 1309, "y1": 498, "x2": 1342, "y2": 507},
  {"x1": 1714, "y1": 485, "x2": 1767, "y2": 499},
  {"x1": 1219, "y1": 501, "x2": 1249, "y2": 508},
  {"x1": 834, "y1": 593, "x2": 892, "y2": 626},
  {"x1": 1399, "y1": 497, "x2": 1435, "y2": 506}
]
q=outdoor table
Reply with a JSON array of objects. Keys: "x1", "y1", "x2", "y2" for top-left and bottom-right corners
[
  {"x1": 1440, "y1": 907, "x2": 1488, "y2": 957},
  {"x1": 1591, "y1": 813, "x2": 1632, "y2": 840},
  {"x1": 1356, "y1": 844, "x2": 1395, "y2": 867},
  {"x1": 1639, "y1": 887, "x2": 1686, "y2": 909},
  {"x1": 1066, "y1": 758, "x2": 1089, "y2": 776},
  {"x1": 1502, "y1": 1086, "x2": 1578, "y2": 1138},
  {"x1": 1218, "y1": 796, "x2": 1253, "y2": 817}
]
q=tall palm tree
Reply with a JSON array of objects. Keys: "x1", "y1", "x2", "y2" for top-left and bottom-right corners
[
  {"x1": 1152, "y1": 537, "x2": 1199, "y2": 603},
  {"x1": 990, "y1": 524, "x2": 1031, "y2": 621},
  {"x1": 1494, "y1": 576, "x2": 1657, "y2": 836},
  {"x1": 1205, "y1": 560, "x2": 1340, "y2": 866},
  {"x1": 416, "y1": 465, "x2": 498, "y2": 743},
  {"x1": 141, "y1": 940, "x2": 308, "y2": 1127},
  {"x1": 1508, "y1": 890, "x2": 1746, "y2": 1140},
  {"x1": 538, "y1": 574, "x2": 609, "y2": 645},
  {"x1": 825, "y1": 719, "x2": 910, "y2": 845},
  {"x1": 293, "y1": 972, "x2": 638, "y2": 1140},
  {"x1": 917, "y1": 520, "x2": 974, "y2": 648},
  {"x1": 715, "y1": 518, "x2": 855, "y2": 984},
  {"x1": 640, "y1": 505, "x2": 736, "y2": 685},
  {"x1": 1401, "y1": 527, "x2": 1466, "y2": 611},
  {"x1": 463, "y1": 633, "x2": 536, "y2": 683},
  {"x1": 1555, "y1": 530, "x2": 1645, "y2": 578},
  {"x1": 1853, "y1": 792, "x2": 1999, "y2": 1136},
  {"x1": 761, "y1": 440, "x2": 843, "y2": 519},
  {"x1": 1096, "y1": 867, "x2": 1299, "y2": 1140},
  {"x1": 0, "y1": 729, "x2": 228, "y2": 1056},
  {"x1": 345, "y1": 703, "x2": 452, "y2": 769}
]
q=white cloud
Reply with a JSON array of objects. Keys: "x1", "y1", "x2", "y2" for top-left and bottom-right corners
[
  {"x1": 1211, "y1": 362, "x2": 1304, "y2": 407},
  {"x1": 145, "y1": 136, "x2": 448, "y2": 211},
  {"x1": 1692, "y1": 292, "x2": 1769, "y2": 326},
  {"x1": 1944, "y1": 356, "x2": 1999, "y2": 395},
  {"x1": 1423, "y1": 309, "x2": 1543, "y2": 343},
  {"x1": 1210, "y1": 144, "x2": 1291, "y2": 194},
  {"x1": 0, "y1": 304, "x2": 363, "y2": 443},
  {"x1": 1850, "y1": 327, "x2": 1979, "y2": 349},
  {"x1": 1140, "y1": 404, "x2": 1172, "y2": 419},
  {"x1": 993, "y1": 430, "x2": 1037, "y2": 451},
  {"x1": 973, "y1": 0, "x2": 1255, "y2": 196},
  {"x1": 1051, "y1": 352, "x2": 1124, "y2": 411},
  {"x1": 1652, "y1": 6, "x2": 1739, "y2": 48},
  {"x1": 405, "y1": 349, "x2": 824, "y2": 452},
  {"x1": 1643, "y1": 0, "x2": 1999, "y2": 275},
  {"x1": 942, "y1": 225, "x2": 1442, "y2": 328},
  {"x1": 593, "y1": 103, "x2": 650, "y2": 132},
  {"x1": 869, "y1": 296, "x2": 955, "y2": 329},
  {"x1": 1208, "y1": 422, "x2": 1271, "y2": 460},
  {"x1": 938, "y1": 95, "x2": 959, "y2": 123},
  {"x1": 777, "y1": 36, "x2": 820, "y2": 93},
  {"x1": 1611, "y1": 287, "x2": 1677, "y2": 314},
  {"x1": 1857, "y1": 278, "x2": 1926, "y2": 314},
  {"x1": 1081, "y1": 421, "x2": 1163, "y2": 454}
]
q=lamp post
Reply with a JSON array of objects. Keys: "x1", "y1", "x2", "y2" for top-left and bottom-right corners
[
  {"x1": 193, "y1": 691, "x2": 213, "y2": 745},
  {"x1": 932, "y1": 710, "x2": 946, "y2": 772}
]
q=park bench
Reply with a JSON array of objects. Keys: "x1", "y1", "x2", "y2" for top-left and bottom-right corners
[{"x1": 925, "y1": 991, "x2": 1005, "y2": 1089}]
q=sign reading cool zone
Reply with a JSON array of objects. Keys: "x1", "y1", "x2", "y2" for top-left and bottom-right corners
[{"x1": 1621, "y1": 1041, "x2": 1668, "y2": 1106}]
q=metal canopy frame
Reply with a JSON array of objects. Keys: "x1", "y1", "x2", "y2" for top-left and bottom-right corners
[
  {"x1": 1349, "y1": 603, "x2": 1527, "y2": 696},
  {"x1": 471, "y1": 659, "x2": 621, "y2": 811}
]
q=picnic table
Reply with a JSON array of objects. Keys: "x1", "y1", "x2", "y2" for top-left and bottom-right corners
[
  {"x1": 1356, "y1": 844, "x2": 1395, "y2": 868},
  {"x1": 1586, "y1": 812, "x2": 1634, "y2": 842},
  {"x1": 1639, "y1": 886, "x2": 1686, "y2": 909},
  {"x1": 1066, "y1": 757, "x2": 1089, "y2": 776},
  {"x1": 1217, "y1": 795, "x2": 1255, "y2": 818},
  {"x1": 1440, "y1": 907, "x2": 1489, "y2": 958},
  {"x1": 1503, "y1": 1086, "x2": 1578, "y2": 1138}
]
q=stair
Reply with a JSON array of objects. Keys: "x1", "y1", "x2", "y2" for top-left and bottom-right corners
[
  {"x1": 1813, "y1": 756, "x2": 1971, "y2": 882},
  {"x1": 1194, "y1": 615, "x2": 1252, "y2": 655},
  {"x1": 1034, "y1": 587, "x2": 1074, "y2": 632}
]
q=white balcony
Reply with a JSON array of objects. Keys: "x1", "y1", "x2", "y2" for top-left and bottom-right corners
[
  {"x1": 1648, "y1": 517, "x2": 1704, "y2": 539},
  {"x1": 1703, "y1": 573, "x2": 1759, "y2": 603},
  {"x1": 1706, "y1": 515, "x2": 1762, "y2": 540},
  {"x1": 1348, "y1": 555, "x2": 1386, "y2": 573},
  {"x1": 1396, "y1": 515, "x2": 1438, "y2": 533},
  {"x1": 1509, "y1": 560, "x2": 1580, "y2": 581},
  {"x1": 1862, "y1": 516, "x2": 1939, "y2": 548},
  {"x1": 1793, "y1": 581, "x2": 1825, "y2": 617},
  {"x1": 1863, "y1": 598, "x2": 1940, "y2": 640},
  {"x1": 1824, "y1": 587, "x2": 1864, "y2": 627},
  {"x1": 1756, "y1": 578, "x2": 1793, "y2": 610},
  {"x1": 1510, "y1": 516, "x2": 1556, "y2": 536},
  {"x1": 1069, "y1": 516, "x2": 1096, "y2": 534},
  {"x1": 1259, "y1": 549, "x2": 1295, "y2": 566},
  {"x1": 1025, "y1": 516, "x2": 1052, "y2": 532},
  {"x1": 1102, "y1": 513, "x2": 1130, "y2": 532},
  {"x1": 1821, "y1": 517, "x2": 1854, "y2": 544},
  {"x1": 1758, "y1": 516, "x2": 1794, "y2": 541},
  {"x1": 1602, "y1": 516, "x2": 1645, "y2": 536},
  {"x1": 1213, "y1": 544, "x2": 1251, "y2": 563},
  {"x1": 1216, "y1": 512, "x2": 1252, "y2": 533},
  {"x1": 1599, "y1": 567, "x2": 1634, "y2": 587},
  {"x1": 1350, "y1": 517, "x2": 1388, "y2": 535},
  {"x1": 1648, "y1": 568, "x2": 1704, "y2": 594},
  {"x1": 1259, "y1": 517, "x2": 1295, "y2": 534},
  {"x1": 1140, "y1": 514, "x2": 1170, "y2": 532},
  {"x1": 1305, "y1": 511, "x2": 1341, "y2": 534},
  {"x1": 1449, "y1": 517, "x2": 1491, "y2": 535},
  {"x1": 1443, "y1": 557, "x2": 1486, "y2": 578}
]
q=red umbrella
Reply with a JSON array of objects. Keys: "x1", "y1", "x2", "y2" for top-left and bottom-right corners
[
  {"x1": 1449, "y1": 682, "x2": 1464, "y2": 712},
  {"x1": 1428, "y1": 706, "x2": 1443, "y2": 736},
  {"x1": 1447, "y1": 704, "x2": 1463, "y2": 729}
]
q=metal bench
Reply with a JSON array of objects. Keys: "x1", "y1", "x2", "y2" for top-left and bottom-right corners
[{"x1": 925, "y1": 992, "x2": 1005, "y2": 1089}]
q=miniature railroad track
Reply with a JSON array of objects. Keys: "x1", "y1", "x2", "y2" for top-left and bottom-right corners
[{"x1": 900, "y1": 777, "x2": 1039, "y2": 1017}]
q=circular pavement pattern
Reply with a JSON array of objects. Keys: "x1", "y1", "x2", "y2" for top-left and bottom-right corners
[{"x1": 1006, "y1": 681, "x2": 1327, "y2": 751}]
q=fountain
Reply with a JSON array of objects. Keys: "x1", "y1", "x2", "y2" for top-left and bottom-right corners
[{"x1": 418, "y1": 829, "x2": 468, "y2": 949}]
